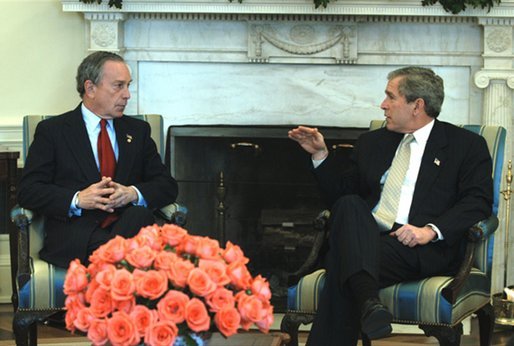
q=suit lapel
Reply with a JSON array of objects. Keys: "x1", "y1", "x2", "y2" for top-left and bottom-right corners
[
  {"x1": 375, "y1": 129, "x2": 403, "y2": 179},
  {"x1": 62, "y1": 106, "x2": 100, "y2": 182},
  {"x1": 114, "y1": 117, "x2": 136, "y2": 184},
  {"x1": 409, "y1": 120, "x2": 447, "y2": 218}
]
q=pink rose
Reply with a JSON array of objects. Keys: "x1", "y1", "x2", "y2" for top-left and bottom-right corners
[
  {"x1": 196, "y1": 236, "x2": 221, "y2": 260},
  {"x1": 167, "y1": 258, "x2": 194, "y2": 288},
  {"x1": 227, "y1": 260, "x2": 253, "y2": 290},
  {"x1": 214, "y1": 307, "x2": 241, "y2": 337},
  {"x1": 153, "y1": 250, "x2": 179, "y2": 271},
  {"x1": 107, "y1": 311, "x2": 140, "y2": 346},
  {"x1": 144, "y1": 320, "x2": 178, "y2": 346},
  {"x1": 110, "y1": 268, "x2": 135, "y2": 301},
  {"x1": 160, "y1": 224, "x2": 187, "y2": 246},
  {"x1": 112, "y1": 296, "x2": 136, "y2": 314},
  {"x1": 251, "y1": 275, "x2": 272, "y2": 302},
  {"x1": 95, "y1": 264, "x2": 117, "y2": 291},
  {"x1": 63, "y1": 259, "x2": 89, "y2": 295},
  {"x1": 205, "y1": 287, "x2": 235, "y2": 312},
  {"x1": 255, "y1": 302, "x2": 274, "y2": 333},
  {"x1": 222, "y1": 241, "x2": 249, "y2": 264},
  {"x1": 236, "y1": 292, "x2": 267, "y2": 330},
  {"x1": 129, "y1": 225, "x2": 163, "y2": 251},
  {"x1": 130, "y1": 305, "x2": 159, "y2": 338},
  {"x1": 185, "y1": 298, "x2": 211, "y2": 332},
  {"x1": 177, "y1": 234, "x2": 200, "y2": 255},
  {"x1": 74, "y1": 307, "x2": 95, "y2": 332},
  {"x1": 89, "y1": 287, "x2": 112, "y2": 318},
  {"x1": 88, "y1": 318, "x2": 109, "y2": 346},
  {"x1": 187, "y1": 268, "x2": 217, "y2": 297},
  {"x1": 125, "y1": 245, "x2": 156, "y2": 269},
  {"x1": 94, "y1": 236, "x2": 127, "y2": 264},
  {"x1": 199, "y1": 259, "x2": 230, "y2": 287},
  {"x1": 133, "y1": 269, "x2": 168, "y2": 300},
  {"x1": 156, "y1": 290, "x2": 190, "y2": 324}
]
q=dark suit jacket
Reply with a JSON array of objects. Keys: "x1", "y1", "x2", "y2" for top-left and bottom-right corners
[
  {"x1": 314, "y1": 120, "x2": 493, "y2": 277},
  {"x1": 17, "y1": 104, "x2": 179, "y2": 268}
]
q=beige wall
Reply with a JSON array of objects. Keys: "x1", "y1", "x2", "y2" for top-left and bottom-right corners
[{"x1": 0, "y1": 0, "x2": 85, "y2": 127}]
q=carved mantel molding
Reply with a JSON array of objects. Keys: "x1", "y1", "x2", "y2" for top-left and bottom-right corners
[{"x1": 62, "y1": 0, "x2": 514, "y2": 17}]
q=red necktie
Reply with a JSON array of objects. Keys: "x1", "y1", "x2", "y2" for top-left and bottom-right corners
[
  {"x1": 98, "y1": 119, "x2": 116, "y2": 178},
  {"x1": 97, "y1": 119, "x2": 118, "y2": 228}
]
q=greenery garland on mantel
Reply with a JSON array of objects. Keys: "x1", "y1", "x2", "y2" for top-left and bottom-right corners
[{"x1": 79, "y1": 0, "x2": 501, "y2": 14}]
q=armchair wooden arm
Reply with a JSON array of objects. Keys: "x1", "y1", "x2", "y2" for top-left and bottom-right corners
[{"x1": 442, "y1": 215, "x2": 498, "y2": 304}]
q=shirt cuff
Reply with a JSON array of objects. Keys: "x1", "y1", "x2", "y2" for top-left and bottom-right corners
[
  {"x1": 427, "y1": 223, "x2": 444, "y2": 242},
  {"x1": 312, "y1": 156, "x2": 327, "y2": 169},
  {"x1": 131, "y1": 186, "x2": 147, "y2": 207},
  {"x1": 69, "y1": 191, "x2": 82, "y2": 217}
]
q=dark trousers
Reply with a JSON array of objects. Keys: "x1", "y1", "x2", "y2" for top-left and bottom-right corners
[
  {"x1": 306, "y1": 195, "x2": 422, "y2": 346},
  {"x1": 86, "y1": 205, "x2": 155, "y2": 261}
]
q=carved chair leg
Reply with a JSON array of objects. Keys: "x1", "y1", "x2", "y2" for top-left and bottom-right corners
[
  {"x1": 13, "y1": 311, "x2": 55, "y2": 346},
  {"x1": 476, "y1": 303, "x2": 494, "y2": 346},
  {"x1": 419, "y1": 323, "x2": 463, "y2": 346},
  {"x1": 280, "y1": 312, "x2": 315, "y2": 346}
]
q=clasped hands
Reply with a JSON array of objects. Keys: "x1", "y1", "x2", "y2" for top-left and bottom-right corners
[
  {"x1": 76, "y1": 177, "x2": 138, "y2": 213},
  {"x1": 391, "y1": 225, "x2": 436, "y2": 247}
]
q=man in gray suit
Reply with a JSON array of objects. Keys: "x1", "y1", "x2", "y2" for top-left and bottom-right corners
[
  {"x1": 18, "y1": 51, "x2": 178, "y2": 268},
  {"x1": 289, "y1": 67, "x2": 493, "y2": 345}
]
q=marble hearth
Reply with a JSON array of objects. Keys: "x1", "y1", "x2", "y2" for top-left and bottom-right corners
[{"x1": 62, "y1": 0, "x2": 514, "y2": 294}]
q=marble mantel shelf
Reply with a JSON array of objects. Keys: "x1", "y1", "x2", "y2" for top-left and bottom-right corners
[{"x1": 62, "y1": 0, "x2": 514, "y2": 17}]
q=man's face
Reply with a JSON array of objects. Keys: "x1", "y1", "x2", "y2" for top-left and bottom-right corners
[
  {"x1": 85, "y1": 60, "x2": 132, "y2": 119},
  {"x1": 380, "y1": 76, "x2": 416, "y2": 134}
]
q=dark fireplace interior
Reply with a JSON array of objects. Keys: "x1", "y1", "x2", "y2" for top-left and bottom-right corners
[{"x1": 165, "y1": 125, "x2": 365, "y2": 311}]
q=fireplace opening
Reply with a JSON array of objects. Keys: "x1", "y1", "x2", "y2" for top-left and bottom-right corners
[{"x1": 166, "y1": 125, "x2": 365, "y2": 311}]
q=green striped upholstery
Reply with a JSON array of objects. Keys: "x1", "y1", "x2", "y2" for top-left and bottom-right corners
[
  {"x1": 287, "y1": 122, "x2": 506, "y2": 327},
  {"x1": 18, "y1": 114, "x2": 164, "y2": 310}
]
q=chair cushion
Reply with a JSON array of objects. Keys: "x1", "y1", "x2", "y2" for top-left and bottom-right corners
[
  {"x1": 18, "y1": 259, "x2": 66, "y2": 310},
  {"x1": 287, "y1": 268, "x2": 491, "y2": 325}
]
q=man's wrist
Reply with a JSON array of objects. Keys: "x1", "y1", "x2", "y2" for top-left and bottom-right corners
[{"x1": 312, "y1": 148, "x2": 329, "y2": 161}]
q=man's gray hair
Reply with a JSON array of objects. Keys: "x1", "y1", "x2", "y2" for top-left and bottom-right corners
[
  {"x1": 76, "y1": 51, "x2": 125, "y2": 98},
  {"x1": 387, "y1": 66, "x2": 445, "y2": 118}
]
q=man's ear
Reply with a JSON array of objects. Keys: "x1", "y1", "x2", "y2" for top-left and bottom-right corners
[
  {"x1": 413, "y1": 98, "x2": 425, "y2": 115},
  {"x1": 84, "y1": 80, "x2": 95, "y2": 97}
]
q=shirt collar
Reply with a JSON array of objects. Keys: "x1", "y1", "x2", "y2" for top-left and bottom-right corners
[
  {"x1": 81, "y1": 103, "x2": 114, "y2": 131},
  {"x1": 410, "y1": 119, "x2": 434, "y2": 144}
]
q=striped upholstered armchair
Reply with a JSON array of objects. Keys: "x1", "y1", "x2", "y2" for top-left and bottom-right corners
[
  {"x1": 281, "y1": 121, "x2": 506, "y2": 346},
  {"x1": 10, "y1": 114, "x2": 186, "y2": 346}
]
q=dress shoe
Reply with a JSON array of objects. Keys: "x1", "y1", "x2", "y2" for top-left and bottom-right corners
[{"x1": 360, "y1": 297, "x2": 393, "y2": 340}]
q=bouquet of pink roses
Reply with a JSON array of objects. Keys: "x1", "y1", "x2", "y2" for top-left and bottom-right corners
[{"x1": 63, "y1": 224, "x2": 274, "y2": 346}]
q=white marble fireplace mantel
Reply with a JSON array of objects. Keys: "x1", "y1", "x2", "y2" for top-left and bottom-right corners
[{"x1": 62, "y1": 0, "x2": 514, "y2": 292}]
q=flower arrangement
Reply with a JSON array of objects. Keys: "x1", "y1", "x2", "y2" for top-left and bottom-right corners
[{"x1": 63, "y1": 224, "x2": 274, "y2": 346}]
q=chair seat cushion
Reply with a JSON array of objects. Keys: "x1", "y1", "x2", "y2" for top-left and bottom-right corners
[
  {"x1": 287, "y1": 268, "x2": 491, "y2": 325},
  {"x1": 18, "y1": 258, "x2": 66, "y2": 310}
]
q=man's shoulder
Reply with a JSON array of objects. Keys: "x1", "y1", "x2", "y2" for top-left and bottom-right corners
[{"x1": 35, "y1": 106, "x2": 81, "y2": 128}]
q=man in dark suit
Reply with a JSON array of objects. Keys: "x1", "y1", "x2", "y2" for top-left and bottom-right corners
[
  {"x1": 288, "y1": 67, "x2": 493, "y2": 345},
  {"x1": 17, "y1": 51, "x2": 178, "y2": 269}
]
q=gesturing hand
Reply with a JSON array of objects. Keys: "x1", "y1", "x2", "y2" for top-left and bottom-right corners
[{"x1": 288, "y1": 126, "x2": 329, "y2": 160}]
